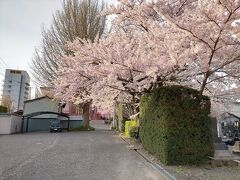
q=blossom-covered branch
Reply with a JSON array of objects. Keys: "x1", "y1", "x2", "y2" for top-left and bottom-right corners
[{"x1": 54, "y1": 0, "x2": 240, "y2": 115}]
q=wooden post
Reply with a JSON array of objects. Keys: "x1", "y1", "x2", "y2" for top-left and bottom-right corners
[
  {"x1": 26, "y1": 117, "x2": 29, "y2": 133},
  {"x1": 21, "y1": 117, "x2": 24, "y2": 133},
  {"x1": 67, "y1": 117, "x2": 70, "y2": 131}
]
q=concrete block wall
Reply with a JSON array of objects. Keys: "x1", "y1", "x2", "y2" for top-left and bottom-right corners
[{"x1": 0, "y1": 114, "x2": 22, "y2": 134}]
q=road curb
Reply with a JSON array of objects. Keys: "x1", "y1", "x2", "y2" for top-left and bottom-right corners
[{"x1": 119, "y1": 134, "x2": 177, "y2": 180}]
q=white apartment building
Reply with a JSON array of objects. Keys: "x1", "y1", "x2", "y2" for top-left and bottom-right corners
[{"x1": 2, "y1": 69, "x2": 30, "y2": 111}]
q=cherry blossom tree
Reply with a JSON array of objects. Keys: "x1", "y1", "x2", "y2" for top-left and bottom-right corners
[
  {"x1": 110, "y1": 0, "x2": 240, "y2": 97},
  {"x1": 55, "y1": 30, "x2": 186, "y2": 115},
  {"x1": 55, "y1": 0, "x2": 240, "y2": 117},
  {"x1": 119, "y1": 0, "x2": 240, "y2": 117}
]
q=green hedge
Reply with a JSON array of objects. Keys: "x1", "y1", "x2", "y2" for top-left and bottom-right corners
[
  {"x1": 0, "y1": 105, "x2": 7, "y2": 113},
  {"x1": 139, "y1": 85, "x2": 214, "y2": 165}
]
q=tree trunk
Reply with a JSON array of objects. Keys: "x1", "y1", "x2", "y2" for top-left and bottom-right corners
[
  {"x1": 82, "y1": 102, "x2": 90, "y2": 128},
  {"x1": 199, "y1": 72, "x2": 210, "y2": 97}
]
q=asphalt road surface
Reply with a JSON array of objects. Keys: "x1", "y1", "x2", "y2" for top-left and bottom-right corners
[{"x1": 0, "y1": 120, "x2": 166, "y2": 180}]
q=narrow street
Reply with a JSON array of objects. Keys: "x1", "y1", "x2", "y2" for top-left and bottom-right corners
[{"x1": 0, "y1": 121, "x2": 166, "y2": 180}]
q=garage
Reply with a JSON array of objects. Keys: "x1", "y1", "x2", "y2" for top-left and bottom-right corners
[{"x1": 22, "y1": 111, "x2": 69, "y2": 133}]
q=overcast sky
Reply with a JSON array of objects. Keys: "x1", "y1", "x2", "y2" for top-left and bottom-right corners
[{"x1": 0, "y1": 0, "x2": 116, "y2": 88}]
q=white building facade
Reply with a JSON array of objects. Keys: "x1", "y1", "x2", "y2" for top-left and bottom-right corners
[{"x1": 2, "y1": 69, "x2": 30, "y2": 111}]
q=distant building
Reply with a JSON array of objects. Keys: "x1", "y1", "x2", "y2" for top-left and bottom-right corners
[
  {"x1": 22, "y1": 96, "x2": 83, "y2": 132},
  {"x1": 231, "y1": 102, "x2": 240, "y2": 118},
  {"x1": 217, "y1": 102, "x2": 240, "y2": 139},
  {"x1": 2, "y1": 69, "x2": 30, "y2": 111}
]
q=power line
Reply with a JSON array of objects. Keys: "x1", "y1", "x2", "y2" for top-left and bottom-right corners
[
  {"x1": 0, "y1": 72, "x2": 5, "y2": 77},
  {"x1": 0, "y1": 58, "x2": 8, "y2": 68},
  {"x1": 0, "y1": 67, "x2": 5, "y2": 77},
  {"x1": 0, "y1": 62, "x2": 6, "y2": 75},
  {"x1": 0, "y1": 63, "x2": 5, "y2": 69},
  {"x1": 0, "y1": 57, "x2": 7, "y2": 80},
  {"x1": 0, "y1": 67, "x2": 6, "y2": 76},
  {"x1": 0, "y1": 56, "x2": 9, "y2": 69},
  {"x1": 0, "y1": 61, "x2": 7, "y2": 70}
]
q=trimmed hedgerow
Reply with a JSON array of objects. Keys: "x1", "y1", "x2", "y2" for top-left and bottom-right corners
[
  {"x1": 0, "y1": 105, "x2": 7, "y2": 113},
  {"x1": 116, "y1": 102, "x2": 124, "y2": 132},
  {"x1": 139, "y1": 85, "x2": 214, "y2": 165},
  {"x1": 116, "y1": 102, "x2": 129, "y2": 132}
]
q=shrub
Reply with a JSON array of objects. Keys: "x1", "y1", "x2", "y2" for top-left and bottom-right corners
[
  {"x1": 139, "y1": 85, "x2": 214, "y2": 165},
  {"x1": 129, "y1": 126, "x2": 139, "y2": 139},
  {"x1": 125, "y1": 120, "x2": 138, "y2": 138},
  {"x1": 0, "y1": 105, "x2": 8, "y2": 113}
]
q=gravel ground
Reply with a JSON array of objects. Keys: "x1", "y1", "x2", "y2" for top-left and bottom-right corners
[
  {"x1": 170, "y1": 165, "x2": 240, "y2": 180},
  {"x1": 0, "y1": 121, "x2": 166, "y2": 180},
  {"x1": 125, "y1": 137, "x2": 240, "y2": 180},
  {"x1": 150, "y1": 151, "x2": 240, "y2": 180}
]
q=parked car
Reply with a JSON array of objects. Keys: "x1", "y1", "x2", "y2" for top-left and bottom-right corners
[
  {"x1": 50, "y1": 121, "x2": 62, "y2": 133},
  {"x1": 104, "y1": 118, "x2": 110, "y2": 124}
]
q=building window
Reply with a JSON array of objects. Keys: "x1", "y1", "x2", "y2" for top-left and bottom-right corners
[
  {"x1": 8, "y1": 85, "x2": 11, "y2": 88},
  {"x1": 10, "y1": 70, "x2": 21, "y2": 74},
  {"x1": 9, "y1": 80, "x2": 12, "y2": 83},
  {"x1": 8, "y1": 90, "x2": 11, "y2": 93}
]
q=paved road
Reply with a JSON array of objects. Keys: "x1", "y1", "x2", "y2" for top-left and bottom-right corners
[{"x1": 0, "y1": 121, "x2": 166, "y2": 180}]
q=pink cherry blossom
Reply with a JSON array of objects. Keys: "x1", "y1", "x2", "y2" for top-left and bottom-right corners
[{"x1": 54, "y1": 0, "x2": 240, "y2": 116}]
